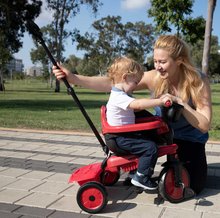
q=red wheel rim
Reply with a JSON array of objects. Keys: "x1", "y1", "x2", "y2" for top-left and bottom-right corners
[
  {"x1": 81, "y1": 187, "x2": 104, "y2": 210},
  {"x1": 164, "y1": 168, "x2": 190, "y2": 200}
]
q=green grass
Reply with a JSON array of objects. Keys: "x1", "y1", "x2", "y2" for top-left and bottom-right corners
[{"x1": 0, "y1": 79, "x2": 220, "y2": 141}]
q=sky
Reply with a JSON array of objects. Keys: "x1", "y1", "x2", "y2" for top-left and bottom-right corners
[{"x1": 14, "y1": 0, "x2": 220, "y2": 69}]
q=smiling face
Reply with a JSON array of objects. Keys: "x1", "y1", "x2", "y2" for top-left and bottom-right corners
[{"x1": 153, "y1": 48, "x2": 179, "y2": 81}]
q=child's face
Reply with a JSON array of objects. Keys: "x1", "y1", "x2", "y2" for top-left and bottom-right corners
[{"x1": 123, "y1": 75, "x2": 141, "y2": 94}]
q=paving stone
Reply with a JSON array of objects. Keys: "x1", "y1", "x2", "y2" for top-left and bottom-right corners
[
  {"x1": 106, "y1": 186, "x2": 134, "y2": 202},
  {"x1": 161, "y1": 207, "x2": 202, "y2": 218},
  {"x1": 19, "y1": 171, "x2": 55, "y2": 180},
  {"x1": 29, "y1": 154, "x2": 55, "y2": 161},
  {"x1": 48, "y1": 195, "x2": 81, "y2": 212},
  {"x1": 0, "y1": 189, "x2": 31, "y2": 203},
  {"x1": 114, "y1": 203, "x2": 163, "y2": 218},
  {"x1": 48, "y1": 210, "x2": 91, "y2": 218},
  {"x1": 0, "y1": 211, "x2": 21, "y2": 218},
  {"x1": 13, "y1": 205, "x2": 54, "y2": 217},
  {"x1": 31, "y1": 181, "x2": 73, "y2": 194},
  {"x1": 51, "y1": 148, "x2": 78, "y2": 155},
  {"x1": 195, "y1": 189, "x2": 220, "y2": 213},
  {"x1": 89, "y1": 151, "x2": 107, "y2": 158},
  {"x1": 32, "y1": 146, "x2": 58, "y2": 153},
  {"x1": 5, "y1": 178, "x2": 45, "y2": 191},
  {"x1": 160, "y1": 195, "x2": 198, "y2": 210},
  {"x1": 0, "y1": 176, "x2": 17, "y2": 188},
  {"x1": 0, "y1": 168, "x2": 31, "y2": 178},
  {"x1": 0, "y1": 202, "x2": 21, "y2": 212},
  {"x1": 16, "y1": 192, "x2": 62, "y2": 208},
  {"x1": 203, "y1": 212, "x2": 220, "y2": 217},
  {"x1": 68, "y1": 158, "x2": 96, "y2": 165},
  {"x1": 48, "y1": 156, "x2": 76, "y2": 163},
  {"x1": 0, "y1": 150, "x2": 17, "y2": 157},
  {"x1": 71, "y1": 150, "x2": 95, "y2": 156},
  {"x1": 44, "y1": 173, "x2": 70, "y2": 183},
  {"x1": 10, "y1": 151, "x2": 37, "y2": 159},
  {"x1": 123, "y1": 188, "x2": 159, "y2": 206},
  {"x1": 59, "y1": 184, "x2": 79, "y2": 196}
]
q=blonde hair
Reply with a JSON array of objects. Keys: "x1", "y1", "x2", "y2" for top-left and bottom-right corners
[
  {"x1": 153, "y1": 35, "x2": 205, "y2": 108},
  {"x1": 107, "y1": 57, "x2": 144, "y2": 84}
]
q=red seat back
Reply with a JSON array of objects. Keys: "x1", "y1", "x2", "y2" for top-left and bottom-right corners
[{"x1": 101, "y1": 105, "x2": 169, "y2": 135}]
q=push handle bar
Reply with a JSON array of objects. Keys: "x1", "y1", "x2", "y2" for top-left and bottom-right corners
[{"x1": 26, "y1": 20, "x2": 108, "y2": 154}]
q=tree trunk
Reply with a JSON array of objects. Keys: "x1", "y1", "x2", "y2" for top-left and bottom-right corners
[
  {"x1": 0, "y1": 70, "x2": 5, "y2": 91},
  {"x1": 202, "y1": 0, "x2": 217, "y2": 75},
  {"x1": 55, "y1": 79, "x2": 60, "y2": 92}
]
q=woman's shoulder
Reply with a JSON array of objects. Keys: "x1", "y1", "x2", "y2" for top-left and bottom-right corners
[{"x1": 139, "y1": 69, "x2": 157, "y2": 91}]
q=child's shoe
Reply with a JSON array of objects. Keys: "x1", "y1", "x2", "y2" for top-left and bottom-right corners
[
  {"x1": 131, "y1": 173, "x2": 158, "y2": 190},
  {"x1": 128, "y1": 170, "x2": 137, "y2": 179}
]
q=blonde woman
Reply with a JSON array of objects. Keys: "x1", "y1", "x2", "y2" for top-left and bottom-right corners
[{"x1": 53, "y1": 35, "x2": 212, "y2": 194}]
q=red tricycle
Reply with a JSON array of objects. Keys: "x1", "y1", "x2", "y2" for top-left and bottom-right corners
[
  {"x1": 26, "y1": 20, "x2": 195, "y2": 214},
  {"x1": 69, "y1": 104, "x2": 195, "y2": 213}
]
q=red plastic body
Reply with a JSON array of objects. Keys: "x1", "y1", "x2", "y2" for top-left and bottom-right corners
[{"x1": 69, "y1": 106, "x2": 178, "y2": 186}]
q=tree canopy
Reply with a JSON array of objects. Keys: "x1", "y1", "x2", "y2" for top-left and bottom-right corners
[
  {"x1": 148, "y1": 0, "x2": 206, "y2": 44},
  {"x1": 0, "y1": 0, "x2": 42, "y2": 90},
  {"x1": 72, "y1": 16, "x2": 156, "y2": 76}
]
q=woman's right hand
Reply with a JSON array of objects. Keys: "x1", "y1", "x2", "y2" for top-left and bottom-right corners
[
  {"x1": 52, "y1": 63, "x2": 71, "y2": 80},
  {"x1": 159, "y1": 94, "x2": 172, "y2": 107}
]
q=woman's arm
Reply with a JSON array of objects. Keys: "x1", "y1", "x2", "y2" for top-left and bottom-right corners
[
  {"x1": 183, "y1": 78, "x2": 212, "y2": 133},
  {"x1": 52, "y1": 64, "x2": 112, "y2": 92},
  {"x1": 168, "y1": 78, "x2": 212, "y2": 133}
]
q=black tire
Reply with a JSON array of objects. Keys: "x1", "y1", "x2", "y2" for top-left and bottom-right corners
[
  {"x1": 158, "y1": 166, "x2": 190, "y2": 203},
  {"x1": 100, "y1": 170, "x2": 120, "y2": 186},
  {"x1": 77, "y1": 182, "x2": 108, "y2": 214}
]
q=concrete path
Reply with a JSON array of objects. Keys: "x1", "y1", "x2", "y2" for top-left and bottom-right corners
[{"x1": 0, "y1": 128, "x2": 220, "y2": 218}]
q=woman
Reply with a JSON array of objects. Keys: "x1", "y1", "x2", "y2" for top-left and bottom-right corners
[{"x1": 53, "y1": 35, "x2": 212, "y2": 194}]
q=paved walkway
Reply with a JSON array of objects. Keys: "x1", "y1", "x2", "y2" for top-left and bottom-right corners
[{"x1": 0, "y1": 128, "x2": 220, "y2": 218}]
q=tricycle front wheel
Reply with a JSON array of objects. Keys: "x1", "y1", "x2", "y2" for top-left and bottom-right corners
[
  {"x1": 158, "y1": 166, "x2": 190, "y2": 203},
  {"x1": 77, "y1": 181, "x2": 108, "y2": 213}
]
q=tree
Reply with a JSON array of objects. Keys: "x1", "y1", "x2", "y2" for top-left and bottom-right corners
[
  {"x1": 73, "y1": 16, "x2": 125, "y2": 75},
  {"x1": 30, "y1": 24, "x2": 57, "y2": 85},
  {"x1": 0, "y1": 0, "x2": 42, "y2": 91},
  {"x1": 73, "y1": 16, "x2": 156, "y2": 76},
  {"x1": 202, "y1": 0, "x2": 217, "y2": 75},
  {"x1": 148, "y1": 0, "x2": 206, "y2": 44},
  {"x1": 45, "y1": 0, "x2": 102, "y2": 92},
  {"x1": 64, "y1": 55, "x2": 81, "y2": 73},
  {"x1": 191, "y1": 35, "x2": 220, "y2": 76},
  {"x1": 124, "y1": 21, "x2": 156, "y2": 63}
]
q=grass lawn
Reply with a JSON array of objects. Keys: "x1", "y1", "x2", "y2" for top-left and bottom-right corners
[{"x1": 0, "y1": 78, "x2": 220, "y2": 141}]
